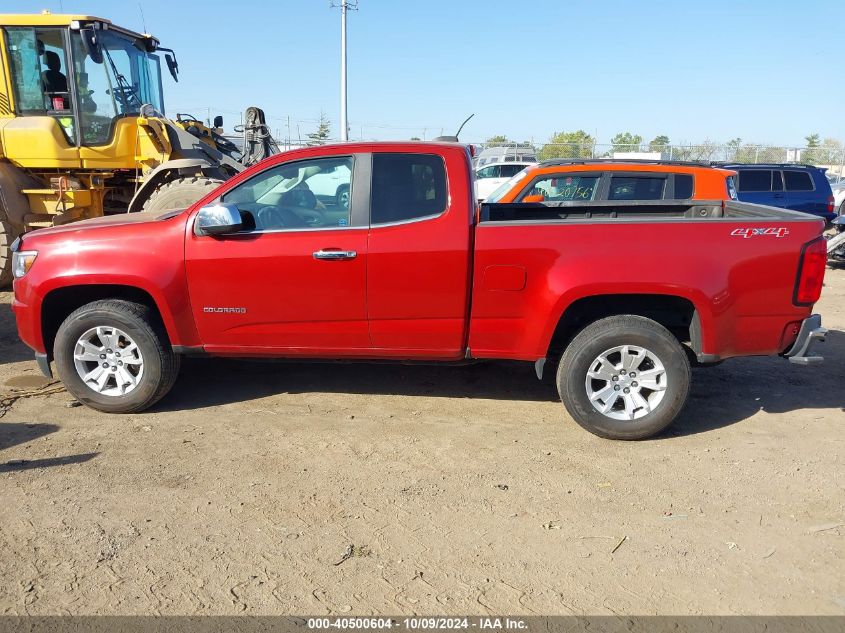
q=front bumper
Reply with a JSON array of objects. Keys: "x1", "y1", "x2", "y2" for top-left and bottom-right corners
[
  {"x1": 784, "y1": 314, "x2": 826, "y2": 365},
  {"x1": 11, "y1": 295, "x2": 44, "y2": 354}
]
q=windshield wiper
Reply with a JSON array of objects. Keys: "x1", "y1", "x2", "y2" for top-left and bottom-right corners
[{"x1": 101, "y1": 46, "x2": 142, "y2": 112}]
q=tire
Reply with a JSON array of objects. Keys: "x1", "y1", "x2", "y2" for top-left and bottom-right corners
[
  {"x1": 0, "y1": 200, "x2": 16, "y2": 288},
  {"x1": 556, "y1": 315, "x2": 691, "y2": 440},
  {"x1": 53, "y1": 300, "x2": 180, "y2": 413},
  {"x1": 141, "y1": 176, "x2": 224, "y2": 213},
  {"x1": 335, "y1": 184, "x2": 350, "y2": 210}
]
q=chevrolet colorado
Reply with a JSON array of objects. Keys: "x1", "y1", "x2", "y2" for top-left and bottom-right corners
[{"x1": 10, "y1": 143, "x2": 828, "y2": 439}]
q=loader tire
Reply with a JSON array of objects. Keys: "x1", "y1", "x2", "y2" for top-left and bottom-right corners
[
  {"x1": 0, "y1": 201, "x2": 17, "y2": 289},
  {"x1": 141, "y1": 176, "x2": 224, "y2": 213}
]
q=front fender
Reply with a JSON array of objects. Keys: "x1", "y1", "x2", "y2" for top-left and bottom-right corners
[
  {"x1": 37, "y1": 273, "x2": 199, "y2": 352},
  {"x1": 13, "y1": 214, "x2": 201, "y2": 353}
]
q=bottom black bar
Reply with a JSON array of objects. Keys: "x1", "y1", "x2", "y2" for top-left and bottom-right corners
[{"x1": 0, "y1": 617, "x2": 843, "y2": 633}]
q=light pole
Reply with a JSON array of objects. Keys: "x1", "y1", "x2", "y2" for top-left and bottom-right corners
[
  {"x1": 339, "y1": 0, "x2": 350, "y2": 141},
  {"x1": 332, "y1": 0, "x2": 356, "y2": 141}
]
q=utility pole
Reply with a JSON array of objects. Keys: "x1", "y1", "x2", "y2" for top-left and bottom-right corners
[
  {"x1": 340, "y1": 0, "x2": 348, "y2": 141},
  {"x1": 334, "y1": 0, "x2": 357, "y2": 141}
]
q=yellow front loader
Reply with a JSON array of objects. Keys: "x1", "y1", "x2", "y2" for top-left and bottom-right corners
[{"x1": 0, "y1": 13, "x2": 277, "y2": 285}]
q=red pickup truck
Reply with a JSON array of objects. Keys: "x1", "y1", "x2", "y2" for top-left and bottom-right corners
[{"x1": 10, "y1": 143, "x2": 828, "y2": 439}]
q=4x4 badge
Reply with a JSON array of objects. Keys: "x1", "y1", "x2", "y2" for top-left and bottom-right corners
[{"x1": 731, "y1": 227, "x2": 790, "y2": 238}]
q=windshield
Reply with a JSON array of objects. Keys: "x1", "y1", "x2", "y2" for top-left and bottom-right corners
[
  {"x1": 70, "y1": 29, "x2": 165, "y2": 145},
  {"x1": 485, "y1": 166, "x2": 532, "y2": 203}
]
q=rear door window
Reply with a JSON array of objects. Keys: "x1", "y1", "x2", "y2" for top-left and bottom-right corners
[
  {"x1": 519, "y1": 174, "x2": 599, "y2": 202},
  {"x1": 371, "y1": 153, "x2": 448, "y2": 224},
  {"x1": 772, "y1": 170, "x2": 784, "y2": 191},
  {"x1": 674, "y1": 174, "x2": 694, "y2": 199},
  {"x1": 784, "y1": 170, "x2": 814, "y2": 191},
  {"x1": 737, "y1": 170, "x2": 773, "y2": 192},
  {"x1": 608, "y1": 176, "x2": 666, "y2": 200}
]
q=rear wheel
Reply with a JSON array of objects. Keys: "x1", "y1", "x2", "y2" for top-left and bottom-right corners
[
  {"x1": 54, "y1": 300, "x2": 180, "y2": 413},
  {"x1": 0, "y1": 201, "x2": 16, "y2": 288},
  {"x1": 141, "y1": 176, "x2": 224, "y2": 213},
  {"x1": 556, "y1": 315, "x2": 691, "y2": 440}
]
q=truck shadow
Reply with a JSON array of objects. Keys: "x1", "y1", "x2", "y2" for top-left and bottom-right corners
[
  {"x1": 667, "y1": 328, "x2": 845, "y2": 437},
  {"x1": 163, "y1": 359, "x2": 556, "y2": 406},
  {"x1": 158, "y1": 330, "x2": 845, "y2": 437}
]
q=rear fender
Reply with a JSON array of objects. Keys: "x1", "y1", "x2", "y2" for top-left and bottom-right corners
[{"x1": 543, "y1": 285, "x2": 714, "y2": 357}]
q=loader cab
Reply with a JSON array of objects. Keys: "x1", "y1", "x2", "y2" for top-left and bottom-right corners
[{"x1": 1, "y1": 16, "x2": 175, "y2": 147}]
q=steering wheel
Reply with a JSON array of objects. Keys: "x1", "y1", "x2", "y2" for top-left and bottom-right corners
[
  {"x1": 254, "y1": 205, "x2": 308, "y2": 230},
  {"x1": 280, "y1": 188, "x2": 316, "y2": 209},
  {"x1": 106, "y1": 84, "x2": 141, "y2": 111},
  {"x1": 279, "y1": 188, "x2": 325, "y2": 226}
]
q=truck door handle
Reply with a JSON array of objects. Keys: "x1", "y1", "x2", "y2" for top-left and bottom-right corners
[
  {"x1": 773, "y1": 193, "x2": 784, "y2": 198},
  {"x1": 313, "y1": 249, "x2": 357, "y2": 260}
]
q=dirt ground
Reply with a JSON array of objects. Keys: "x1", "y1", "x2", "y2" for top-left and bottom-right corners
[{"x1": 0, "y1": 269, "x2": 843, "y2": 616}]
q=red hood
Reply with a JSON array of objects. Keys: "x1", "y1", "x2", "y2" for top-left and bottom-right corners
[{"x1": 19, "y1": 209, "x2": 187, "y2": 243}]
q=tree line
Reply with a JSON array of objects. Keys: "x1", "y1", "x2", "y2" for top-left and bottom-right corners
[
  {"x1": 482, "y1": 132, "x2": 844, "y2": 164},
  {"x1": 302, "y1": 115, "x2": 844, "y2": 165}
]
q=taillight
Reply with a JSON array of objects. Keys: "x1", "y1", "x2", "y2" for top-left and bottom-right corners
[
  {"x1": 828, "y1": 195, "x2": 835, "y2": 213},
  {"x1": 793, "y1": 237, "x2": 827, "y2": 306}
]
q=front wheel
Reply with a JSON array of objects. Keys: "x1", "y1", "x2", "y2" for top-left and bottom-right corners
[
  {"x1": 556, "y1": 315, "x2": 691, "y2": 440},
  {"x1": 54, "y1": 300, "x2": 180, "y2": 413}
]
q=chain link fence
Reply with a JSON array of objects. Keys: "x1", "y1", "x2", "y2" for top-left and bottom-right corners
[{"x1": 471, "y1": 142, "x2": 845, "y2": 176}]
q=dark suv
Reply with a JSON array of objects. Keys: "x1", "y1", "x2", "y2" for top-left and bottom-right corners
[{"x1": 720, "y1": 163, "x2": 835, "y2": 222}]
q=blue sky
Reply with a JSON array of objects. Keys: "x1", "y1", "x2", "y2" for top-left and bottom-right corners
[{"x1": 5, "y1": 0, "x2": 843, "y2": 146}]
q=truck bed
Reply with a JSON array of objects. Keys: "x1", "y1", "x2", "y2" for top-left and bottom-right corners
[
  {"x1": 469, "y1": 199, "x2": 825, "y2": 363},
  {"x1": 480, "y1": 200, "x2": 821, "y2": 223}
]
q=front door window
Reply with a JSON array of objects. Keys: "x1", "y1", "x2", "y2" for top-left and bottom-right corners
[{"x1": 223, "y1": 156, "x2": 354, "y2": 230}]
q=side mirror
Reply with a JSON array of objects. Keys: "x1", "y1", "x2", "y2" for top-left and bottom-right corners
[
  {"x1": 213, "y1": 115, "x2": 223, "y2": 129},
  {"x1": 164, "y1": 53, "x2": 179, "y2": 82},
  {"x1": 195, "y1": 203, "x2": 242, "y2": 236},
  {"x1": 522, "y1": 194, "x2": 545, "y2": 203},
  {"x1": 80, "y1": 28, "x2": 103, "y2": 64}
]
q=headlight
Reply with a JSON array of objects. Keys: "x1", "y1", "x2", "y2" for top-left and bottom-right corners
[{"x1": 12, "y1": 251, "x2": 37, "y2": 278}]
